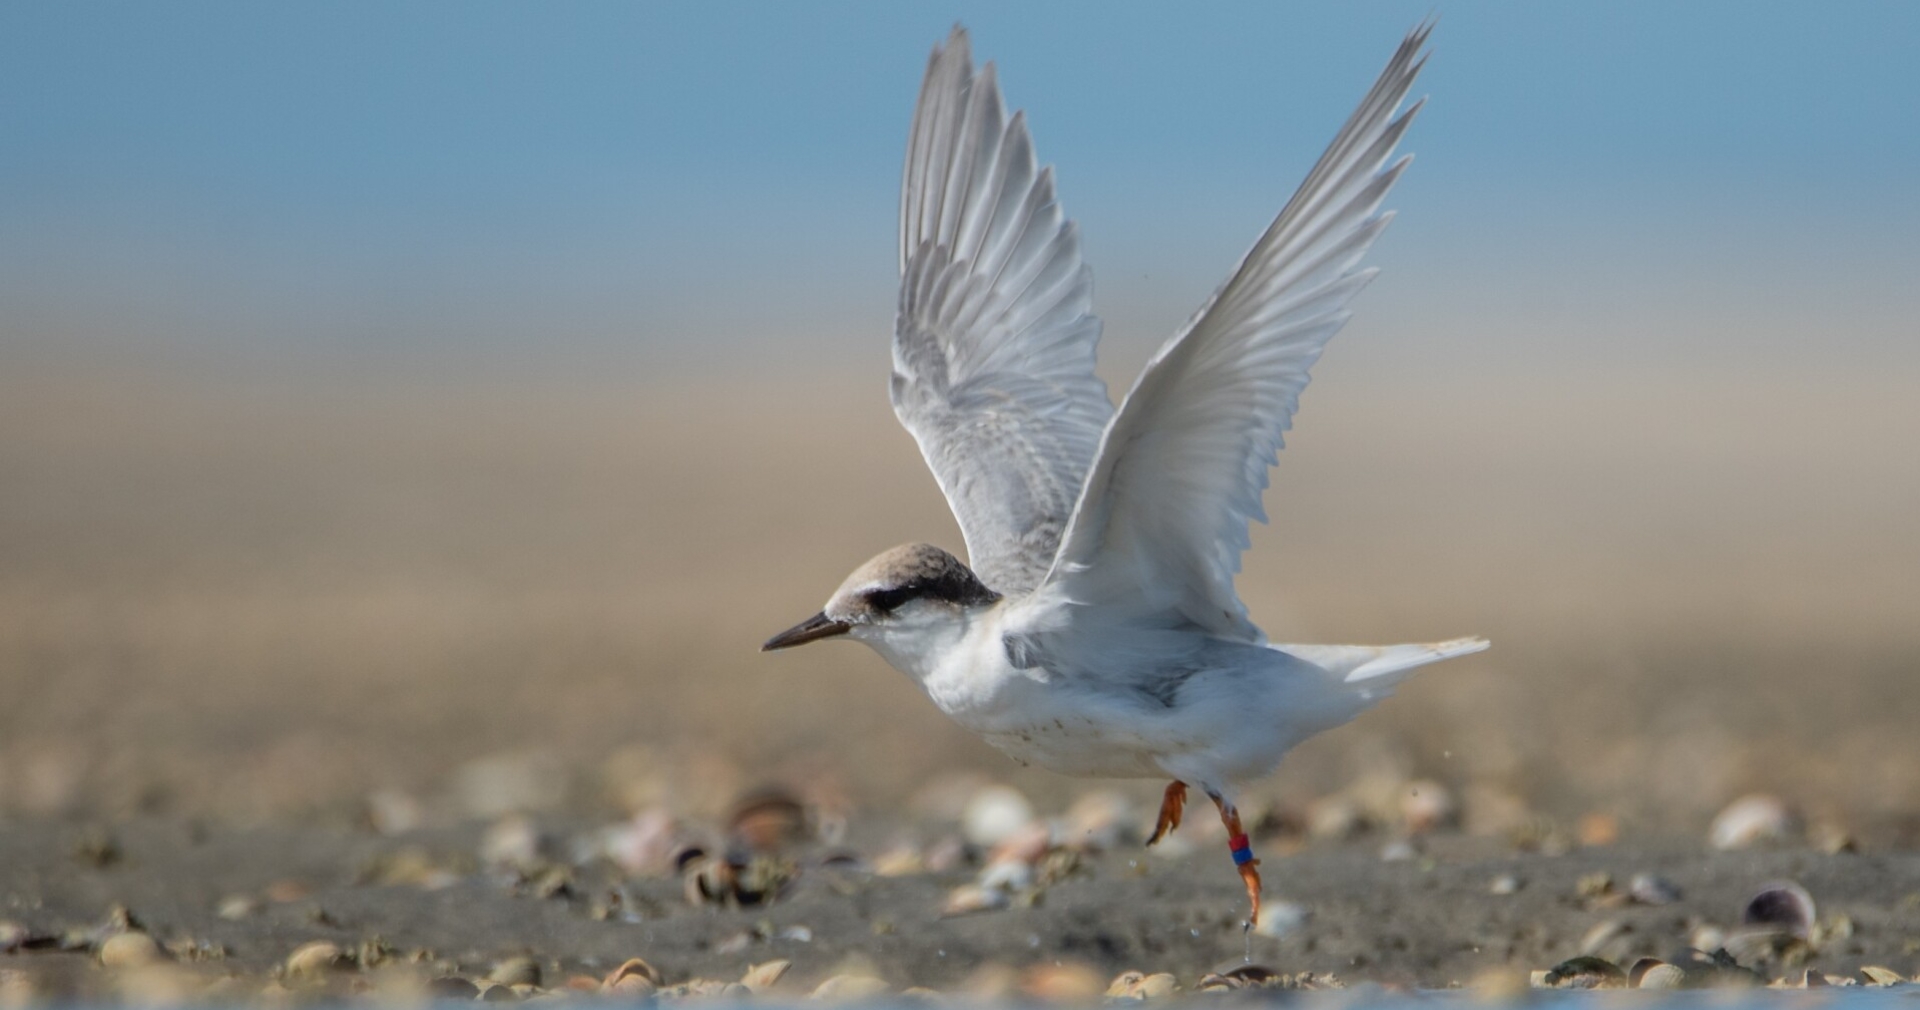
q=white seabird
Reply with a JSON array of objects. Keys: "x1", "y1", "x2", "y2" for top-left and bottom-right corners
[{"x1": 765, "y1": 21, "x2": 1486, "y2": 926}]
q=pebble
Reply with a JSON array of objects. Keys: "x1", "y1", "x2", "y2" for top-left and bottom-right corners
[
  {"x1": 488, "y1": 957, "x2": 541, "y2": 988},
  {"x1": 1489, "y1": 873, "x2": 1521, "y2": 895},
  {"x1": 98, "y1": 931, "x2": 165, "y2": 968},
  {"x1": 1743, "y1": 880, "x2": 1815, "y2": 937}
]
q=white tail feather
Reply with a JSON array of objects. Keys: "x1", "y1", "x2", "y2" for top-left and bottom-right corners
[{"x1": 1276, "y1": 636, "x2": 1489, "y2": 685}]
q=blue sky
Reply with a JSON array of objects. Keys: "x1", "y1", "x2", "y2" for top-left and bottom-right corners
[{"x1": 4, "y1": 2, "x2": 1917, "y2": 378}]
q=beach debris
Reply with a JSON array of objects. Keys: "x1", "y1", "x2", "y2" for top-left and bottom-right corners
[
  {"x1": 1628, "y1": 871, "x2": 1682, "y2": 905},
  {"x1": 97, "y1": 931, "x2": 165, "y2": 969},
  {"x1": 730, "y1": 787, "x2": 809, "y2": 852},
  {"x1": 811, "y1": 974, "x2": 890, "y2": 1001},
  {"x1": 740, "y1": 959, "x2": 791, "y2": 992},
  {"x1": 1196, "y1": 965, "x2": 1341, "y2": 991},
  {"x1": 1637, "y1": 963, "x2": 1687, "y2": 989},
  {"x1": 283, "y1": 940, "x2": 346, "y2": 979},
  {"x1": 488, "y1": 957, "x2": 541, "y2": 988},
  {"x1": 602, "y1": 958, "x2": 662, "y2": 997},
  {"x1": 1532, "y1": 956, "x2": 1625, "y2": 989},
  {"x1": 1709, "y1": 794, "x2": 1794, "y2": 850},
  {"x1": 962, "y1": 784, "x2": 1034, "y2": 848},
  {"x1": 1105, "y1": 971, "x2": 1179, "y2": 1000},
  {"x1": 1743, "y1": 881, "x2": 1815, "y2": 936},
  {"x1": 1860, "y1": 966, "x2": 1907, "y2": 986}
]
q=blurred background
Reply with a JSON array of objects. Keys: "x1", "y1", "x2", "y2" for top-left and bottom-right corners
[{"x1": 2, "y1": 2, "x2": 1917, "y2": 838}]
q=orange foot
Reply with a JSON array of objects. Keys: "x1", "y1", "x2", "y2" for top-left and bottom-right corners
[
  {"x1": 1145, "y1": 781, "x2": 1187, "y2": 846},
  {"x1": 1209, "y1": 790, "x2": 1262, "y2": 927}
]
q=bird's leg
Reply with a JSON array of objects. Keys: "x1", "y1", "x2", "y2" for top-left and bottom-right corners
[
  {"x1": 1206, "y1": 788, "x2": 1261, "y2": 927},
  {"x1": 1145, "y1": 781, "x2": 1187, "y2": 846}
]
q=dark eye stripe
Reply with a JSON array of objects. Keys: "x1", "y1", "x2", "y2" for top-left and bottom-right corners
[{"x1": 866, "y1": 586, "x2": 919, "y2": 613}]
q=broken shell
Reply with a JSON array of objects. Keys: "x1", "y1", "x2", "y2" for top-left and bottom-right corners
[
  {"x1": 811, "y1": 974, "x2": 890, "y2": 1001},
  {"x1": 1860, "y1": 966, "x2": 1906, "y2": 986},
  {"x1": 961, "y1": 784, "x2": 1033, "y2": 848},
  {"x1": 942, "y1": 883, "x2": 1009, "y2": 916},
  {"x1": 1795, "y1": 969, "x2": 1831, "y2": 988},
  {"x1": 98, "y1": 931, "x2": 165, "y2": 968},
  {"x1": 606, "y1": 974, "x2": 656, "y2": 998},
  {"x1": 1638, "y1": 964, "x2": 1687, "y2": 989},
  {"x1": 730, "y1": 787, "x2": 808, "y2": 852},
  {"x1": 1628, "y1": 872, "x2": 1682, "y2": 905},
  {"x1": 1105, "y1": 971, "x2": 1178, "y2": 1000},
  {"x1": 1540, "y1": 956, "x2": 1625, "y2": 989},
  {"x1": 1742, "y1": 881, "x2": 1815, "y2": 938},
  {"x1": 285, "y1": 940, "x2": 345, "y2": 977},
  {"x1": 489, "y1": 957, "x2": 541, "y2": 988},
  {"x1": 1626, "y1": 958, "x2": 1665, "y2": 987},
  {"x1": 1709, "y1": 794, "x2": 1794, "y2": 850},
  {"x1": 603, "y1": 958, "x2": 663, "y2": 988},
  {"x1": 216, "y1": 895, "x2": 260, "y2": 921},
  {"x1": 740, "y1": 959, "x2": 791, "y2": 992}
]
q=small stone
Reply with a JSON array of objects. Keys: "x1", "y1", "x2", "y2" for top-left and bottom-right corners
[
  {"x1": 216, "y1": 895, "x2": 260, "y2": 921},
  {"x1": 285, "y1": 940, "x2": 345, "y2": 978},
  {"x1": 811, "y1": 974, "x2": 889, "y2": 1000},
  {"x1": 1489, "y1": 873, "x2": 1521, "y2": 895},
  {"x1": 98, "y1": 931, "x2": 165, "y2": 968}
]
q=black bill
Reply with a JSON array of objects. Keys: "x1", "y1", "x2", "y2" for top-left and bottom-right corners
[{"x1": 761, "y1": 612, "x2": 852, "y2": 651}]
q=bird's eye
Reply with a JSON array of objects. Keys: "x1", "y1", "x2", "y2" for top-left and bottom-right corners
[{"x1": 866, "y1": 586, "x2": 918, "y2": 613}]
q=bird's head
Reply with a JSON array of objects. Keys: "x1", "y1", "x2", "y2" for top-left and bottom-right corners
[{"x1": 762, "y1": 543, "x2": 1001, "y2": 657}]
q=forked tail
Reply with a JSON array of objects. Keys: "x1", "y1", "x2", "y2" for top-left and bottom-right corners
[{"x1": 1275, "y1": 636, "x2": 1489, "y2": 699}]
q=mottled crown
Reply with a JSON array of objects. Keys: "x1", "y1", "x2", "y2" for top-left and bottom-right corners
[{"x1": 826, "y1": 543, "x2": 1001, "y2": 621}]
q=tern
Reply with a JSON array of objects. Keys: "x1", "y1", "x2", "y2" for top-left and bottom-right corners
[{"x1": 765, "y1": 22, "x2": 1485, "y2": 926}]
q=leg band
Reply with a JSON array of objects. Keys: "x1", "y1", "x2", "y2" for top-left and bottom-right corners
[{"x1": 1228, "y1": 833, "x2": 1253, "y2": 865}]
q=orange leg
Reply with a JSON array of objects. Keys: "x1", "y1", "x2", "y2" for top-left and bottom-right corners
[
  {"x1": 1208, "y1": 789, "x2": 1262, "y2": 927},
  {"x1": 1145, "y1": 781, "x2": 1186, "y2": 846}
]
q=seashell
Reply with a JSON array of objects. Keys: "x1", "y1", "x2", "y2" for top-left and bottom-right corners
[
  {"x1": 475, "y1": 981, "x2": 517, "y2": 1001},
  {"x1": 1860, "y1": 966, "x2": 1906, "y2": 986},
  {"x1": 605, "y1": 973, "x2": 656, "y2": 998},
  {"x1": 730, "y1": 787, "x2": 808, "y2": 852},
  {"x1": 489, "y1": 957, "x2": 541, "y2": 988},
  {"x1": 740, "y1": 959, "x2": 791, "y2": 992},
  {"x1": 1709, "y1": 794, "x2": 1794, "y2": 850},
  {"x1": 941, "y1": 883, "x2": 1009, "y2": 916},
  {"x1": 603, "y1": 958, "x2": 663, "y2": 988},
  {"x1": 1401, "y1": 780, "x2": 1455, "y2": 833},
  {"x1": 1488, "y1": 873, "x2": 1521, "y2": 896},
  {"x1": 870, "y1": 845, "x2": 924, "y2": 877},
  {"x1": 810, "y1": 974, "x2": 890, "y2": 1001},
  {"x1": 1626, "y1": 958, "x2": 1665, "y2": 987},
  {"x1": 682, "y1": 854, "x2": 736, "y2": 906},
  {"x1": 961, "y1": 785, "x2": 1034, "y2": 848},
  {"x1": 98, "y1": 931, "x2": 165, "y2": 968},
  {"x1": 976, "y1": 857, "x2": 1033, "y2": 893},
  {"x1": 1796, "y1": 968, "x2": 1830, "y2": 987},
  {"x1": 1540, "y1": 956, "x2": 1626, "y2": 989},
  {"x1": 1628, "y1": 872, "x2": 1681, "y2": 905},
  {"x1": 284, "y1": 940, "x2": 345, "y2": 977},
  {"x1": 1742, "y1": 881, "x2": 1815, "y2": 937},
  {"x1": 1125, "y1": 973, "x2": 1178, "y2": 999},
  {"x1": 1638, "y1": 964, "x2": 1687, "y2": 989}
]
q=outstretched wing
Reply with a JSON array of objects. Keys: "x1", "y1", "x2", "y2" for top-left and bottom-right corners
[
  {"x1": 1036, "y1": 23, "x2": 1431, "y2": 642},
  {"x1": 892, "y1": 27, "x2": 1112, "y2": 597}
]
